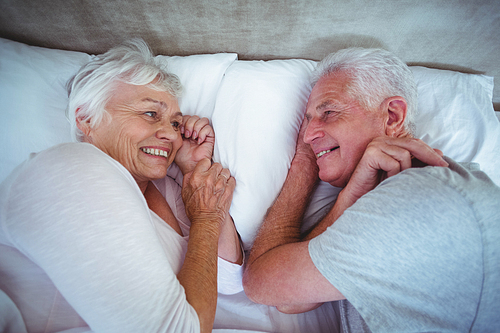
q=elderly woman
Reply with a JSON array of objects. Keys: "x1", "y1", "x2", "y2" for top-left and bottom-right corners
[{"x1": 0, "y1": 40, "x2": 242, "y2": 332}]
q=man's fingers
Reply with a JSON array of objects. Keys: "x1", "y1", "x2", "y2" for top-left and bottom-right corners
[
  {"x1": 433, "y1": 148, "x2": 444, "y2": 157},
  {"x1": 365, "y1": 141, "x2": 412, "y2": 172},
  {"x1": 375, "y1": 137, "x2": 448, "y2": 167}
]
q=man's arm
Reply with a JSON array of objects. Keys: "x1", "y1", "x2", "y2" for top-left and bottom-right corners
[
  {"x1": 246, "y1": 118, "x2": 318, "y2": 265},
  {"x1": 176, "y1": 116, "x2": 243, "y2": 265},
  {"x1": 244, "y1": 120, "x2": 342, "y2": 312},
  {"x1": 244, "y1": 131, "x2": 449, "y2": 313}
]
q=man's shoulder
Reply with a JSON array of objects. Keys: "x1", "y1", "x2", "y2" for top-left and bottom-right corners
[{"x1": 386, "y1": 156, "x2": 499, "y2": 198}]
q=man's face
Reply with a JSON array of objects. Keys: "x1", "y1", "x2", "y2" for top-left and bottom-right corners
[{"x1": 304, "y1": 72, "x2": 386, "y2": 188}]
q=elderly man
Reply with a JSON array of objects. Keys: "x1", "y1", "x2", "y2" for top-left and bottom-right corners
[{"x1": 243, "y1": 48, "x2": 500, "y2": 332}]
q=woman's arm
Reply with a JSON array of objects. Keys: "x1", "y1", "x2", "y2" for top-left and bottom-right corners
[
  {"x1": 217, "y1": 215, "x2": 243, "y2": 265},
  {"x1": 179, "y1": 158, "x2": 236, "y2": 333},
  {"x1": 5, "y1": 144, "x2": 203, "y2": 332},
  {"x1": 175, "y1": 116, "x2": 243, "y2": 265}
]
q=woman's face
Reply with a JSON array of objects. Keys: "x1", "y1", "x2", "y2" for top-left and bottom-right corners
[{"x1": 83, "y1": 81, "x2": 183, "y2": 188}]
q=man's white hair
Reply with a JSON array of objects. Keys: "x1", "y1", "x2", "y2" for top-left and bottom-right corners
[
  {"x1": 66, "y1": 39, "x2": 182, "y2": 142},
  {"x1": 312, "y1": 48, "x2": 418, "y2": 136}
]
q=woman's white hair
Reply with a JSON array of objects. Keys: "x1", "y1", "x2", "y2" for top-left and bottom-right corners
[
  {"x1": 66, "y1": 39, "x2": 182, "y2": 142},
  {"x1": 311, "y1": 48, "x2": 418, "y2": 136}
]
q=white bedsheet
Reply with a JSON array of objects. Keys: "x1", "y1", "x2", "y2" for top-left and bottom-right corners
[{"x1": 214, "y1": 291, "x2": 339, "y2": 333}]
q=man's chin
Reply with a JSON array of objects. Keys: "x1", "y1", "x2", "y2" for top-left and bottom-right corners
[
  {"x1": 318, "y1": 170, "x2": 334, "y2": 185},
  {"x1": 318, "y1": 170, "x2": 346, "y2": 188}
]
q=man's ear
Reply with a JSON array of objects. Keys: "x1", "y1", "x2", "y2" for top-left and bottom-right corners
[
  {"x1": 75, "y1": 109, "x2": 92, "y2": 138},
  {"x1": 382, "y1": 96, "x2": 407, "y2": 137}
]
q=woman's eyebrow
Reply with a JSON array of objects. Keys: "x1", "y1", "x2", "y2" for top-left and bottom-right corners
[
  {"x1": 140, "y1": 98, "x2": 182, "y2": 117},
  {"x1": 141, "y1": 97, "x2": 166, "y2": 108}
]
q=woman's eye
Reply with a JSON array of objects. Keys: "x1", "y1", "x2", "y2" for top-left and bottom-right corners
[
  {"x1": 171, "y1": 121, "x2": 181, "y2": 129},
  {"x1": 144, "y1": 111, "x2": 157, "y2": 118}
]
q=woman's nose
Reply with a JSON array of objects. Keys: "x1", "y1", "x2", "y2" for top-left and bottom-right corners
[{"x1": 156, "y1": 122, "x2": 179, "y2": 141}]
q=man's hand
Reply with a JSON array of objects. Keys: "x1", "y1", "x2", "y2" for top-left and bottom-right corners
[
  {"x1": 293, "y1": 114, "x2": 319, "y2": 179},
  {"x1": 343, "y1": 137, "x2": 448, "y2": 205},
  {"x1": 175, "y1": 116, "x2": 215, "y2": 175}
]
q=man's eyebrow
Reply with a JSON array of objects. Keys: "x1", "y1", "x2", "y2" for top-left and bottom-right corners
[{"x1": 316, "y1": 100, "x2": 338, "y2": 111}]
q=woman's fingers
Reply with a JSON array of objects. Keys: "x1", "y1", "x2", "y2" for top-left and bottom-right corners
[
  {"x1": 181, "y1": 116, "x2": 213, "y2": 143},
  {"x1": 182, "y1": 160, "x2": 235, "y2": 226}
]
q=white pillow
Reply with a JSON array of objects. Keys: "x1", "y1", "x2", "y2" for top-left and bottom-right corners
[
  {"x1": 411, "y1": 66, "x2": 500, "y2": 186},
  {"x1": 212, "y1": 60, "x2": 500, "y2": 249},
  {"x1": 211, "y1": 59, "x2": 317, "y2": 249},
  {"x1": 157, "y1": 54, "x2": 237, "y2": 119},
  {"x1": 0, "y1": 38, "x2": 91, "y2": 184},
  {"x1": 0, "y1": 38, "x2": 237, "y2": 184}
]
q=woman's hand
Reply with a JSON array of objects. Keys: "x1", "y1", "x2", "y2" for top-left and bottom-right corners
[
  {"x1": 175, "y1": 116, "x2": 215, "y2": 175},
  {"x1": 342, "y1": 137, "x2": 448, "y2": 205},
  {"x1": 179, "y1": 158, "x2": 236, "y2": 332},
  {"x1": 181, "y1": 158, "x2": 236, "y2": 229}
]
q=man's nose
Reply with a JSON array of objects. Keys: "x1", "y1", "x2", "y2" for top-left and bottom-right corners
[{"x1": 303, "y1": 117, "x2": 323, "y2": 144}]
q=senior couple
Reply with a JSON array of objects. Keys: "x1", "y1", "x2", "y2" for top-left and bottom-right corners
[{"x1": 0, "y1": 39, "x2": 498, "y2": 333}]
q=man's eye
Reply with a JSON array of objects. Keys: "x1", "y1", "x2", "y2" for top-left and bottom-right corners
[{"x1": 324, "y1": 110, "x2": 338, "y2": 117}]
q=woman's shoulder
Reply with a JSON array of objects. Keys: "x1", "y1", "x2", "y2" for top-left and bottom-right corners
[
  {"x1": 16, "y1": 142, "x2": 136, "y2": 189},
  {"x1": 33, "y1": 142, "x2": 125, "y2": 173},
  {"x1": 36, "y1": 142, "x2": 108, "y2": 162}
]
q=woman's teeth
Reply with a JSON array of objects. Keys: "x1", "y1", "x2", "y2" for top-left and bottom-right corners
[{"x1": 141, "y1": 148, "x2": 168, "y2": 158}]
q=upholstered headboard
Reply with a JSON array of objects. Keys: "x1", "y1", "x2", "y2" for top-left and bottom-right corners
[{"x1": 1, "y1": 0, "x2": 499, "y2": 110}]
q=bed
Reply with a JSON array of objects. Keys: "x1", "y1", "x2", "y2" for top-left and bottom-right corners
[{"x1": 1, "y1": 1, "x2": 500, "y2": 332}]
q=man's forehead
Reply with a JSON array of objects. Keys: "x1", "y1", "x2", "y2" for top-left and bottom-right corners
[{"x1": 306, "y1": 75, "x2": 353, "y2": 110}]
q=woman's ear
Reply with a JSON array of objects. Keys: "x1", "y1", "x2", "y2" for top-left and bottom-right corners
[
  {"x1": 382, "y1": 96, "x2": 407, "y2": 137},
  {"x1": 75, "y1": 109, "x2": 92, "y2": 139}
]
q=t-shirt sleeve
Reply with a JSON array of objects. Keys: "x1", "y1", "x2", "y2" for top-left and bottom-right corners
[
  {"x1": 308, "y1": 168, "x2": 483, "y2": 332},
  {"x1": 2, "y1": 144, "x2": 200, "y2": 333}
]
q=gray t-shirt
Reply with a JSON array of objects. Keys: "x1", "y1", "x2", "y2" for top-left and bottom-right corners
[{"x1": 309, "y1": 157, "x2": 500, "y2": 332}]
